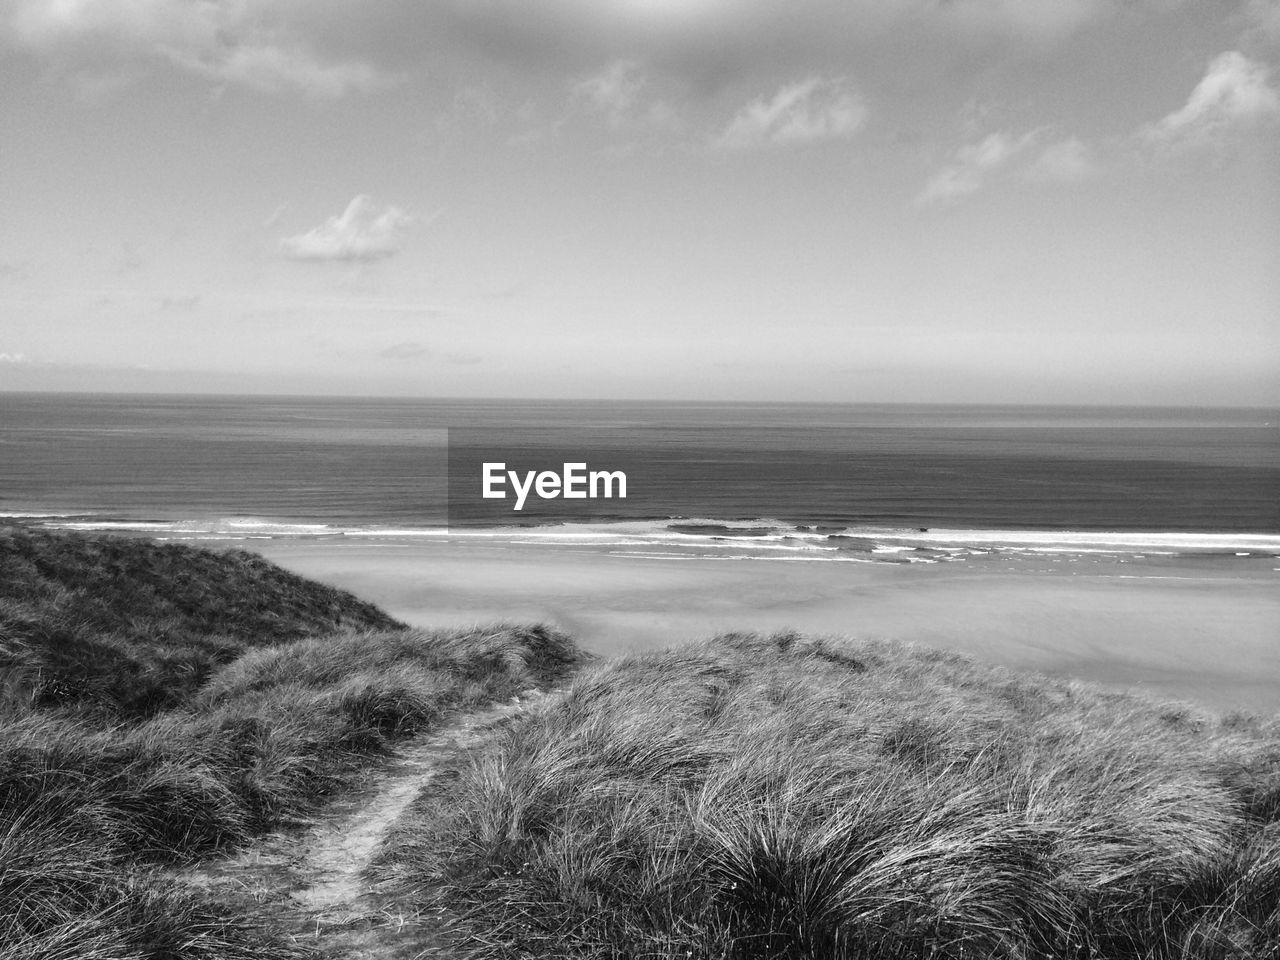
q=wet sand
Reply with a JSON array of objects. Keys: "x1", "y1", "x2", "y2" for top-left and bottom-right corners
[{"x1": 241, "y1": 537, "x2": 1280, "y2": 715}]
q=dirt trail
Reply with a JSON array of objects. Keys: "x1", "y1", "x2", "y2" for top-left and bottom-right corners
[{"x1": 175, "y1": 691, "x2": 551, "y2": 959}]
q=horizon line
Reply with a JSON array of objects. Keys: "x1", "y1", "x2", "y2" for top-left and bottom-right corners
[{"x1": 2, "y1": 388, "x2": 1278, "y2": 413}]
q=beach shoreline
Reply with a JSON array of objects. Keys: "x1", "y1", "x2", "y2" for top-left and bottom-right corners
[{"x1": 223, "y1": 534, "x2": 1279, "y2": 715}]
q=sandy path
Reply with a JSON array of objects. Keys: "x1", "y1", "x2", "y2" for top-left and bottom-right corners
[{"x1": 174, "y1": 692, "x2": 549, "y2": 959}]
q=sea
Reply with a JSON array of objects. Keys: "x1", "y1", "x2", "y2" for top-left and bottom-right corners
[{"x1": 2, "y1": 393, "x2": 1278, "y2": 564}]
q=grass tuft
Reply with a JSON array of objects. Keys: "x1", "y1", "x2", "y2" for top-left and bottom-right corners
[{"x1": 377, "y1": 631, "x2": 1280, "y2": 959}]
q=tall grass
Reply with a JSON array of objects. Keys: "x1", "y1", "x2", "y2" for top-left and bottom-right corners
[
  {"x1": 1, "y1": 624, "x2": 584, "y2": 958},
  {"x1": 0, "y1": 800, "x2": 310, "y2": 960},
  {"x1": 377, "y1": 632, "x2": 1280, "y2": 959},
  {"x1": 0, "y1": 526, "x2": 399, "y2": 716},
  {"x1": 1, "y1": 528, "x2": 586, "y2": 959}
]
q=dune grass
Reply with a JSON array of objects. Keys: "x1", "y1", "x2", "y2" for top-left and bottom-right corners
[
  {"x1": 1, "y1": 623, "x2": 583, "y2": 959},
  {"x1": 0, "y1": 527, "x2": 585, "y2": 960},
  {"x1": 376, "y1": 631, "x2": 1280, "y2": 960},
  {"x1": 2, "y1": 623, "x2": 583, "y2": 855},
  {"x1": 0, "y1": 798, "x2": 311, "y2": 960},
  {"x1": 9, "y1": 528, "x2": 1277, "y2": 958},
  {"x1": 0, "y1": 526, "x2": 399, "y2": 716}
]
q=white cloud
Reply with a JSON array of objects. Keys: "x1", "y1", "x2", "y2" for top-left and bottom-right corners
[
  {"x1": 572, "y1": 60, "x2": 646, "y2": 126},
  {"x1": 917, "y1": 128, "x2": 1043, "y2": 204},
  {"x1": 1143, "y1": 51, "x2": 1280, "y2": 148},
  {"x1": 715, "y1": 76, "x2": 866, "y2": 150},
  {"x1": 3, "y1": 0, "x2": 388, "y2": 98},
  {"x1": 262, "y1": 204, "x2": 287, "y2": 229},
  {"x1": 563, "y1": 60, "x2": 684, "y2": 141},
  {"x1": 919, "y1": 52, "x2": 1277, "y2": 204},
  {"x1": 280, "y1": 196, "x2": 413, "y2": 263},
  {"x1": 1027, "y1": 137, "x2": 1100, "y2": 182},
  {"x1": 0, "y1": 352, "x2": 31, "y2": 364}
]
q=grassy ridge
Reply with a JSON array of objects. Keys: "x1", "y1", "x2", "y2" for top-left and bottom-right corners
[
  {"x1": 0, "y1": 527, "x2": 399, "y2": 715},
  {"x1": 377, "y1": 632, "x2": 1280, "y2": 959},
  {"x1": 3, "y1": 624, "x2": 583, "y2": 857},
  {"x1": 0, "y1": 528, "x2": 585, "y2": 960},
  {"x1": 2, "y1": 624, "x2": 584, "y2": 959}
]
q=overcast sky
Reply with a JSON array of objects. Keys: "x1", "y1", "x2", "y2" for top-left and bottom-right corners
[{"x1": 1, "y1": 0, "x2": 1277, "y2": 404}]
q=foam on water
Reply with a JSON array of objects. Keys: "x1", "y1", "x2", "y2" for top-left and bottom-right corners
[{"x1": 19, "y1": 513, "x2": 1280, "y2": 563}]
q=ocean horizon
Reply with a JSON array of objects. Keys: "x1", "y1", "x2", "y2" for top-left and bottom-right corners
[{"x1": 3, "y1": 392, "x2": 1278, "y2": 563}]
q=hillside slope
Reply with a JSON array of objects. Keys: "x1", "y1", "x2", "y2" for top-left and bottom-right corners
[
  {"x1": 377, "y1": 631, "x2": 1280, "y2": 960},
  {"x1": 0, "y1": 526, "x2": 400, "y2": 714},
  {"x1": 0, "y1": 528, "x2": 586, "y2": 960}
]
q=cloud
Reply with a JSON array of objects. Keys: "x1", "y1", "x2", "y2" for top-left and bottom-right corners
[
  {"x1": 0, "y1": 352, "x2": 32, "y2": 364},
  {"x1": 1142, "y1": 51, "x2": 1280, "y2": 148},
  {"x1": 1026, "y1": 136, "x2": 1100, "y2": 182},
  {"x1": 280, "y1": 196, "x2": 413, "y2": 263},
  {"x1": 917, "y1": 128, "x2": 1043, "y2": 203},
  {"x1": 2, "y1": 0, "x2": 388, "y2": 98},
  {"x1": 1, "y1": 0, "x2": 1197, "y2": 113},
  {"x1": 2, "y1": 0, "x2": 1191, "y2": 105},
  {"x1": 563, "y1": 60, "x2": 682, "y2": 139},
  {"x1": 917, "y1": 51, "x2": 1275, "y2": 204},
  {"x1": 262, "y1": 204, "x2": 287, "y2": 229},
  {"x1": 714, "y1": 76, "x2": 866, "y2": 150},
  {"x1": 424, "y1": 0, "x2": 1176, "y2": 82},
  {"x1": 572, "y1": 60, "x2": 646, "y2": 125}
]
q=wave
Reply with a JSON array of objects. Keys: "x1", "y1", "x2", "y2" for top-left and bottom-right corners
[
  {"x1": 0, "y1": 511, "x2": 89, "y2": 519},
  {"x1": 44, "y1": 518, "x2": 345, "y2": 538},
  {"x1": 14, "y1": 513, "x2": 1280, "y2": 562},
  {"x1": 876, "y1": 528, "x2": 1280, "y2": 551}
]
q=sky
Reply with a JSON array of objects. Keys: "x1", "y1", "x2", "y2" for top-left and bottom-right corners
[{"x1": 0, "y1": 0, "x2": 1277, "y2": 404}]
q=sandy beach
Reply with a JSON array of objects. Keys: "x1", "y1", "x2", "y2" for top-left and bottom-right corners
[{"x1": 237, "y1": 537, "x2": 1280, "y2": 715}]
